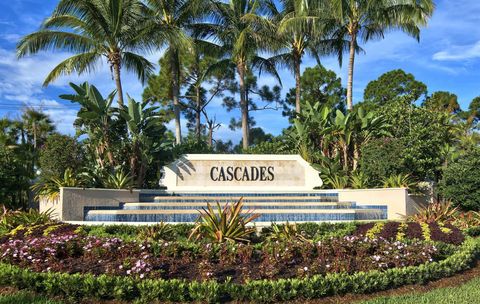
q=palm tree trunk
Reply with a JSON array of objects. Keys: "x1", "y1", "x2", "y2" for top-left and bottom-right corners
[
  {"x1": 195, "y1": 85, "x2": 201, "y2": 140},
  {"x1": 113, "y1": 62, "x2": 125, "y2": 108},
  {"x1": 171, "y1": 50, "x2": 182, "y2": 144},
  {"x1": 294, "y1": 54, "x2": 301, "y2": 114},
  {"x1": 208, "y1": 123, "x2": 213, "y2": 147},
  {"x1": 346, "y1": 33, "x2": 357, "y2": 111},
  {"x1": 237, "y1": 62, "x2": 249, "y2": 150}
]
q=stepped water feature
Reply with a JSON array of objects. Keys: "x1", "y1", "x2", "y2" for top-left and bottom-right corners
[
  {"x1": 84, "y1": 191, "x2": 387, "y2": 223},
  {"x1": 45, "y1": 155, "x2": 407, "y2": 224}
]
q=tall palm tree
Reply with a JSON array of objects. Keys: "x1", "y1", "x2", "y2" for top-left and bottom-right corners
[
  {"x1": 328, "y1": 0, "x2": 434, "y2": 110},
  {"x1": 21, "y1": 108, "x2": 55, "y2": 149},
  {"x1": 17, "y1": 0, "x2": 155, "y2": 107},
  {"x1": 200, "y1": 0, "x2": 280, "y2": 149},
  {"x1": 272, "y1": 0, "x2": 341, "y2": 114},
  {"x1": 142, "y1": 0, "x2": 205, "y2": 144}
]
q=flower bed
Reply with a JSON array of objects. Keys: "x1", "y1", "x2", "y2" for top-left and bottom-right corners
[
  {"x1": 0, "y1": 236, "x2": 478, "y2": 303},
  {"x1": 355, "y1": 221, "x2": 465, "y2": 245},
  {"x1": 0, "y1": 223, "x2": 440, "y2": 282}
]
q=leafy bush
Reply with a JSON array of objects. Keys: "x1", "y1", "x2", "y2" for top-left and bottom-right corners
[
  {"x1": 360, "y1": 138, "x2": 406, "y2": 186},
  {"x1": 38, "y1": 134, "x2": 83, "y2": 180},
  {"x1": 294, "y1": 222, "x2": 358, "y2": 240},
  {"x1": 439, "y1": 148, "x2": 480, "y2": 210},
  {"x1": 189, "y1": 198, "x2": 259, "y2": 243}
]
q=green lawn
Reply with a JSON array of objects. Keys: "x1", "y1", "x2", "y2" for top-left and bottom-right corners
[{"x1": 362, "y1": 276, "x2": 480, "y2": 304}]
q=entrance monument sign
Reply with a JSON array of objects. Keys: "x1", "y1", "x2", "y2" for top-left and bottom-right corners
[{"x1": 160, "y1": 154, "x2": 323, "y2": 191}]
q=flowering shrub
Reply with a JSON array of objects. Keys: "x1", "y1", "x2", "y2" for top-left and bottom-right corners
[
  {"x1": 356, "y1": 221, "x2": 464, "y2": 245},
  {"x1": 0, "y1": 223, "x2": 442, "y2": 283}
]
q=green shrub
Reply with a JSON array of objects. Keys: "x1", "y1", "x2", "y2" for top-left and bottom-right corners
[
  {"x1": 0, "y1": 238, "x2": 478, "y2": 303},
  {"x1": 360, "y1": 138, "x2": 407, "y2": 186},
  {"x1": 38, "y1": 134, "x2": 83, "y2": 180},
  {"x1": 439, "y1": 148, "x2": 480, "y2": 210},
  {"x1": 83, "y1": 224, "x2": 194, "y2": 242},
  {"x1": 294, "y1": 222, "x2": 358, "y2": 240}
]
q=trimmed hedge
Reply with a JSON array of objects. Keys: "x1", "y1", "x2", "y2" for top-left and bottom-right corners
[{"x1": 0, "y1": 238, "x2": 479, "y2": 303}]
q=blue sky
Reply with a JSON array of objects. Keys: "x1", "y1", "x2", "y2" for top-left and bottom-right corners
[{"x1": 1, "y1": 0, "x2": 480, "y2": 143}]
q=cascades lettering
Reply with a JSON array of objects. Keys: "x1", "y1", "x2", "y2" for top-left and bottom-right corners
[{"x1": 210, "y1": 166, "x2": 274, "y2": 182}]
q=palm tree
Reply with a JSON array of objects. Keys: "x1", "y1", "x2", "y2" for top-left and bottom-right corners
[
  {"x1": 17, "y1": 0, "x2": 155, "y2": 107},
  {"x1": 142, "y1": 0, "x2": 206, "y2": 144},
  {"x1": 272, "y1": 0, "x2": 341, "y2": 114},
  {"x1": 21, "y1": 108, "x2": 55, "y2": 149},
  {"x1": 327, "y1": 0, "x2": 434, "y2": 110},
  {"x1": 200, "y1": 0, "x2": 280, "y2": 149}
]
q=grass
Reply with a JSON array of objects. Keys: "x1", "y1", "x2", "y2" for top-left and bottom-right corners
[
  {"x1": 361, "y1": 275, "x2": 480, "y2": 303},
  {"x1": 0, "y1": 291, "x2": 61, "y2": 304}
]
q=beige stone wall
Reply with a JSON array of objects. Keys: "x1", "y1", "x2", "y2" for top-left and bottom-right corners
[
  {"x1": 39, "y1": 197, "x2": 62, "y2": 220},
  {"x1": 337, "y1": 188, "x2": 411, "y2": 220},
  {"x1": 47, "y1": 187, "x2": 140, "y2": 221},
  {"x1": 163, "y1": 154, "x2": 323, "y2": 191}
]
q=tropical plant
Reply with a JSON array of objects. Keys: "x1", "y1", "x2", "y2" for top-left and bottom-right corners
[
  {"x1": 323, "y1": 173, "x2": 349, "y2": 189},
  {"x1": 452, "y1": 211, "x2": 480, "y2": 230},
  {"x1": 60, "y1": 82, "x2": 117, "y2": 167},
  {"x1": 189, "y1": 198, "x2": 260, "y2": 243},
  {"x1": 0, "y1": 207, "x2": 54, "y2": 233},
  {"x1": 382, "y1": 173, "x2": 415, "y2": 189},
  {"x1": 17, "y1": 0, "x2": 155, "y2": 107},
  {"x1": 408, "y1": 200, "x2": 459, "y2": 224},
  {"x1": 200, "y1": 0, "x2": 281, "y2": 149},
  {"x1": 137, "y1": 222, "x2": 174, "y2": 241},
  {"x1": 103, "y1": 170, "x2": 133, "y2": 189},
  {"x1": 120, "y1": 96, "x2": 165, "y2": 187},
  {"x1": 350, "y1": 171, "x2": 369, "y2": 189},
  {"x1": 293, "y1": 102, "x2": 389, "y2": 171},
  {"x1": 326, "y1": 0, "x2": 434, "y2": 109},
  {"x1": 266, "y1": 222, "x2": 309, "y2": 243},
  {"x1": 31, "y1": 168, "x2": 79, "y2": 201}
]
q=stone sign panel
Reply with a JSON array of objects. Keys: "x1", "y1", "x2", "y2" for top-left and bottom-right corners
[{"x1": 160, "y1": 154, "x2": 322, "y2": 191}]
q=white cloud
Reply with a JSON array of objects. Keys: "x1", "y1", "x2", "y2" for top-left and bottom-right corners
[
  {"x1": 433, "y1": 41, "x2": 480, "y2": 61},
  {"x1": 0, "y1": 34, "x2": 21, "y2": 43}
]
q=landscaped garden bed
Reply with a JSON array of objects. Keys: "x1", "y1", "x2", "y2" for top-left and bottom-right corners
[
  {"x1": 0, "y1": 208, "x2": 479, "y2": 303},
  {"x1": 1, "y1": 223, "x2": 441, "y2": 282}
]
